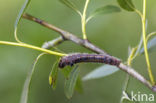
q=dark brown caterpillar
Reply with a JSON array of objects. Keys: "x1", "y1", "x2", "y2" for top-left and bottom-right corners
[{"x1": 59, "y1": 53, "x2": 121, "y2": 68}]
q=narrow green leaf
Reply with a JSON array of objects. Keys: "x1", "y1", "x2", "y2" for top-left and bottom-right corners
[
  {"x1": 117, "y1": 0, "x2": 135, "y2": 11},
  {"x1": 133, "y1": 36, "x2": 143, "y2": 56},
  {"x1": 87, "y1": 5, "x2": 121, "y2": 22},
  {"x1": 20, "y1": 53, "x2": 45, "y2": 103},
  {"x1": 59, "y1": 0, "x2": 81, "y2": 16},
  {"x1": 83, "y1": 65, "x2": 119, "y2": 81},
  {"x1": 61, "y1": 65, "x2": 73, "y2": 79},
  {"x1": 93, "y1": 5, "x2": 121, "y2": 16},
  {"x1": 14, "y1": 0, "x2": 31, "y2": 42},
  {"x1": 140, "y1": 36, "x2": 156, "y2": 54},
  {"x1": 64, "y1": 66, "x2": 80, "y2": 99},
  {"x1": 75, "y1": 76, "x2": 83, "y2": 93},
  {"x1": 49, "y1": 59, "x2": 60, "y2": 90}
]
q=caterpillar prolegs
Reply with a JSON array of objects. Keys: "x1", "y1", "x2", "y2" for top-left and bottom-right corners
[{"x1": 59, "y1": 53, "x2": 121, "y2": 68}]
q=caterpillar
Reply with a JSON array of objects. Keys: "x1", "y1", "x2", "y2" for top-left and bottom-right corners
[{"x1": 58, "y1": 53, "x2": 121, "y2": 68}]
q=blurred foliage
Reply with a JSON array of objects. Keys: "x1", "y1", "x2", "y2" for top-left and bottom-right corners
[{"x1": 0, "y1": 0, "x2": 156, "y2": 103}]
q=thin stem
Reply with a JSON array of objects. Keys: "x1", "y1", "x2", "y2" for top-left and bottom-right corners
[
  {"x1": 126, "y1": 0, "x2": 143, "y2": 18},
  {"x1": 23, "y1": 13, "x2": 106, "y2": 54},
  {"x1": 86, "y1": 15, "x2": 93, "y2": 24},
  {"x1": 146, "y1": 32, "x2": 156, "y2": 42},
  {"x1": 42, "y1": 36, "x2": 65, "y2": 49},
  {"x1": 81, "y1": 0, "x2": 90, "y2": 39},
  {"x1": 131, "y1": 10, "x2": 147, "y2": 61},
  {"x1": 14, "y1": 28, "x2": 23, "y2": 43},
  {"x1": 119, "y1": 63, "x2": 152, "y2": 90},
  {"x1": 142, "y1": 0, "x2": 155, "y2": 85},
  {"x1": 0, "y1": 41, "x2": 66, "y2": 57},
  {"x1": 127, "y1": 48, "x2": 137, "y2": 66},
  {"x1": 135, "y1": 9, "x2": 143, "y2": 18}
]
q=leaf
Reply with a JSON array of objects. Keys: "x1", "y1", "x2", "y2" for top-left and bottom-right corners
[
  {"x1": 61, "y1": 66, "x2": 73, "y2": 79},
  {"x1": 117, "y1": 0, "x2": 135, "y2": 11},
  {"x1": 75, "y1": 76, "x2": 83, "y2": 93},
  {"x1": 14, "y1": 0, "x2": 31, "y2": 42},
  {"x1": 20, "y1": 53, "x2": 45, "y2": 103},
  {"x1": 133, "y1": 36, "x2": 143, "y2": 56},
  {"x1": 64, "y1": 66, "x2": 80, "y2": 99},
  {"x1": 83, "y1": 65, "x2": 119, "y2": 81},
  {"x1": 93, "y1": 5, "x2": 121, "y2": 16},
  {"x1": 140, "y1": 36, "x2": 156, "y2": 54},
  {"x1": 87, "y1": 5, "x2": 121, "y2": 22},
  {"x1": 49, "y1": 59, "x2": 60, "y2": 90},
  {"x1": 59, "y1": 0, "x2": 81, "y2": 16}
]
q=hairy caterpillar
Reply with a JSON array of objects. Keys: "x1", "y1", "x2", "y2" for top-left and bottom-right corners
[{"x1": 59, "y1": 53, "x2": 121, "y2": 68}]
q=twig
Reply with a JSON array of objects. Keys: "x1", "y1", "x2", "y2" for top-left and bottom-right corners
[
  {"x1": 23, "y1": 13, "x2": 105, "y2": 54},
  {"x1": 22, "y1": 13, "x2": 156, "y2": 92},
  {"x1": 119, "y1": 63, "x2": 152, "y2": 90},
  {"x1": 42, "y1": 36, "x2": 65, "y2": 49}
]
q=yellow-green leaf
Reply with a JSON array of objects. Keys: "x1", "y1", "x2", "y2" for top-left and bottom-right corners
[
  {"x1": 64, "y1": 66, "x2": 80, "y2": 99},
  {"x1": 87, "y1": 5, "x2": 121, "y2": 22},
  {"x1": 117, "y1": 0, "x2": 135, "y2": 11},
  {"x1": 75, "y1": 76, "x2": 83, "y2": 93},
  {"x1": 59, "y1": 0, "x2": 81, "y2": 16},
  {"x1": 93, "y1": 5, "x2": 120, "y2": 16},
  {"x1": 61, "y1": 65, "x2": 73, "y2": 79},
  {"x1": 49, "y1": 59, "x2": 60, "y2": 90}
]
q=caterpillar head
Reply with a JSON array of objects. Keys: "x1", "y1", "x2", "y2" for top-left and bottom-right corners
[{"x1": 58, "y1": 56, "x2": 74, "y2": 68}]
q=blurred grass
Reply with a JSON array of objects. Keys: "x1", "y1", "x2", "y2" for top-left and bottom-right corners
[{"x1": 0, "y1": 0, "x2": 156, "y2": 103}]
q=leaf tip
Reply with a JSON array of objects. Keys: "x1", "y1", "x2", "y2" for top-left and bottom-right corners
[{"x1": 49, "y1": 76, "x2": 53, "y2": 86}]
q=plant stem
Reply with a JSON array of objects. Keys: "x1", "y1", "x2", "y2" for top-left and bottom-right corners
[
  {"x1": 23, "y1": 13, "x2": 106, "y2": 54},
  {"x1": 14, "y1": 29, "x2": 23, "y2": 43},
  {"x1": 146, "y1": 32, "x2": 156, "y2": 42},
  {"x1": 142, "y1": 0, "x2": 155, "y2": 85},
  {"x1": 0, "y1": 41, "x2": 66, "y2": 56},
  {"x1": 82, "y1": 0, "x2": 90, "y2": 39},
  {"x1": 127, "y1": 48, "x2": 137, "y2": 66},
  {"x1": 42, "y1": 36, "x2": 64, "y2": 49}
]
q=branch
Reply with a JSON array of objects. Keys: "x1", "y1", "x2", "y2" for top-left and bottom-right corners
[
  {"x1": 22, "y1": 13, "x2": 156, "y2": 92},
  {"x1": 42, "y1": 36, "x2": 65, "y2": 49},
  {"x1": 23, "y1": 13, "x2": 106, "y2": 54},
  {"x1": 119, "y1": 63, "x2": 153, "y2": 90}
]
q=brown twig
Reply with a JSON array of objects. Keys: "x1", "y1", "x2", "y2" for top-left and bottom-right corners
[
  {"x1": 22, "y1": 13, "x2": 156, "y2": 92},
  {"x1": 119, "y1": 63, "x2": 152, "y2": 90},
  {"x1": 23, "y1": 13, "x2": 106, "y2": 54}
]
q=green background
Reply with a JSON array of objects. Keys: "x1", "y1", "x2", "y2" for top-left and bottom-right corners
[{"x1": 0, "y1": 0, "x2": 156, "y2": 103}]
